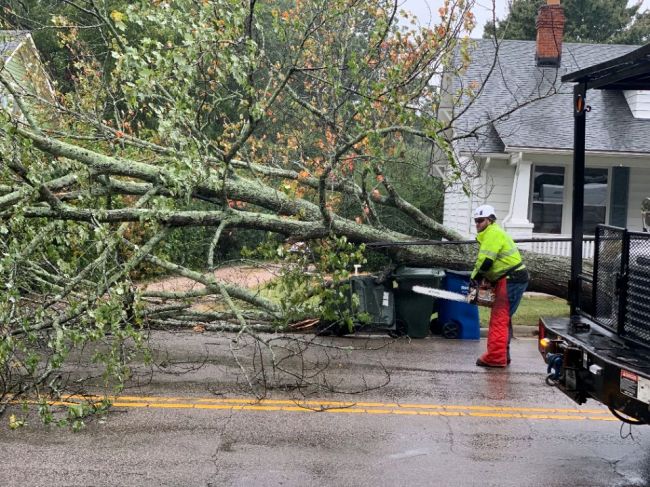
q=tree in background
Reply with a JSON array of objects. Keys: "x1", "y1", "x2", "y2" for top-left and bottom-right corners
[{"x1": 484, "y1": 0, "x2": 650, "y2": 44}]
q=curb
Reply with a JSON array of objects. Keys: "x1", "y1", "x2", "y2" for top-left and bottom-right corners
[{"x1": 480, "y1": 325, "x2": 538, "y2": 338}]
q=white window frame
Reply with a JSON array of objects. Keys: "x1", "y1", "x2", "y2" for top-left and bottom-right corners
[
  {"x1": 529, "y1": 164, "x2": 567, "y2": 234},
  {"x1": 529, "y1": 164, "x2": 612, "y2": 235}
]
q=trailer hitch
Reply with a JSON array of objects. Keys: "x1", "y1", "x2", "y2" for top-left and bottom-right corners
[{"x1": 546, "y1": 353, "x2": 563, "y2": 385}]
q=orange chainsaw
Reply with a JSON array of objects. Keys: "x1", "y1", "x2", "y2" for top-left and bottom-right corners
[{"x1": 412, "y1": 280, "x2": 495, "y2": 307}]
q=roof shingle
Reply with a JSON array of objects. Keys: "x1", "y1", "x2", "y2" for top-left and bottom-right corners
[
  {"x1": 451, "y1": 39, "x2": 650, "y2": 154},
  {"x1": 0, "y1": 30, "x2": 29, "y2": 60}
]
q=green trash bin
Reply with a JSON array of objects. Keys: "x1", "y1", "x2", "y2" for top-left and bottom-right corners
[{"x1": 392, "y1": 267, "x2": 445, "y2": 338}]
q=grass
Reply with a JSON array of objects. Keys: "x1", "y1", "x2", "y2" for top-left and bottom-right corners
[{"x1": 478, "y1": 293, "x2": 570, "y2": 327}]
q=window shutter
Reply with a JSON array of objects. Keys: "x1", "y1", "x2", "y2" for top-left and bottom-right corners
[{"x1": 609, "y1": 167, "x2": 629, "y2": 228}]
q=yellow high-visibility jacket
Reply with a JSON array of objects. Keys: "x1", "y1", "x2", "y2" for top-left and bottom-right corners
[{"x1": 471, "y1": 223, "x2": 525, "y2": 282}]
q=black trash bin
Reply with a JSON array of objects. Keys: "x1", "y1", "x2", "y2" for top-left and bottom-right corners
[
  {"x1": 318, "y1": 275, "x2": 395, "y2": 335},
  {"x1": 348, "y1": 275, "x2": 395, "y2": 330},
  {"x1": 392, "y1": 267, "x2": 445, "y2": 338}
]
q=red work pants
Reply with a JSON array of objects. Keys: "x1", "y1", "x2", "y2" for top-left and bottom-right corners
[{"x1": 478, "y1": 278, "x2": 510, "y2": 366}]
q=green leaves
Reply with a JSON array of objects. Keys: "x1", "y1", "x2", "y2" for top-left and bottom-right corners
[
  {"x1": 8, "y1": 414, "x2": 25, "y2": 430},
  {"x1": 66, "y1": 399, "x2": 112, "y2": 432},
  {"x1": 255, "y1": 234, "x2": 368, "y2": 326},
  {"x1": 110, "y1": 10, "x2": 127, "y2": 32}
]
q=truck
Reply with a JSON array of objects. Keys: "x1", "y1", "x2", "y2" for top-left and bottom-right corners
[
  {"x1": 538, "y1": 210, "x2": 650, "y2": 424},
  {"x1": 537, "y1": 44, "x2": 650, "y2": 425}
]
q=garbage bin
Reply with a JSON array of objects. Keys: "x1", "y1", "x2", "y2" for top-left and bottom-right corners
[
  {"x1": 392, "y1": 267, "x2": 445, "y2": 338},
  {"x1": 437, "y1": 270, "x2": 480, "y2": 340},
  {"x1": 318, "y1": 275, "x2": 395, "y2": 335},
  {"x1": 348, "y1": 275, "x2": 395, "y2": 330}
]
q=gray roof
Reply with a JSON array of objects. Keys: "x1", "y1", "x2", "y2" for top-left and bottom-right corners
[
  {"x1": 0, "y1": 30, "x2": 29, "y2": 60},
  {"x1": 451, "y1": 39, "x2": 650, "y2": 155}
]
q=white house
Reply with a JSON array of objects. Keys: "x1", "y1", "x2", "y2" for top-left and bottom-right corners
[
  {"x1": 0, "y1": 30, "x2": 56, "y2": 114},
  {"x1": 440, "y1": 0, "x2": 650, "y2": 257}
]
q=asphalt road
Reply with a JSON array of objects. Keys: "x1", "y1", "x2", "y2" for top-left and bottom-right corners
[{"x1": 1, "y1": 331, "x2": 649, "y2": 487}]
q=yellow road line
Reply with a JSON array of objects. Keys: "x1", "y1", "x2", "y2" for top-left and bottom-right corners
[
  {"x1": 23, "y1": 395, "x2": 616, "y2": 422},
  {"x1": 63, "y1": 394, "x2": 608, "y2": 414}
]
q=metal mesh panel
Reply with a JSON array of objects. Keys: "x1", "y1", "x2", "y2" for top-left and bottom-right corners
[
  {"x1": 623, "y1": 233, "x2": 650, "y2": 345},
  {"x1": 579, "y1": 272, "x2": 594, "y2": 316},
  {"x1": 593, "y1": 226, "x2": 624, "y2": 331}
]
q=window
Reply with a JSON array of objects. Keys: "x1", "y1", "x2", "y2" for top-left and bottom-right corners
[
  {"x1": 531, "y1": 166, "x2": 564, "y2": 233},
  {"x1": 583, "y1": 168, "x2": 608, "y2": 235}
]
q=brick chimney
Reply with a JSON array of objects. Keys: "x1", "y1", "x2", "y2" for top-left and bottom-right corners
[{"x1": 535, "y1": 0, "x2": 565, "y2": 67}]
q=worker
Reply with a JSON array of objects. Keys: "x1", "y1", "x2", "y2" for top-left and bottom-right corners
[{"x1": 471, "y1": 205, "x2": 529, "y2": 367}]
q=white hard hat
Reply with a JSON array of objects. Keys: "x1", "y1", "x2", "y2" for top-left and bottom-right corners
[{"x1": 473, "y1": 204, "x2": 496, "y2": 220}]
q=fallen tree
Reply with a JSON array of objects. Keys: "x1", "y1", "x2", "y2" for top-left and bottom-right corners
[{"x1": 0, "y1": 0, "x2": 573, "y2": 423}]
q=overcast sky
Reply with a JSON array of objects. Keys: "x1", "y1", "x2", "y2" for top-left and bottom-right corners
[{"x1": 399, "y1": 0, "x2": 650, "y2": 38}]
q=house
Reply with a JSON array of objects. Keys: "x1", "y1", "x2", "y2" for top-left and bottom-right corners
[
  {"x1": 440, "y1": 0, "x2": 650, "y2": 257},
  {"x1": 0, "y1": 30, "x2": 55, "y2": 114}
]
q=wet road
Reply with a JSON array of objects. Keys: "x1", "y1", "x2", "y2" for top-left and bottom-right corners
[{"x1": 1, "y1": 331, "x2": 649, "y2": 487}]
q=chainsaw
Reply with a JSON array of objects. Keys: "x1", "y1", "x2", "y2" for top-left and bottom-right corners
[{"x1": 412, "y1": 280, "x2": 495, "y2": 307}]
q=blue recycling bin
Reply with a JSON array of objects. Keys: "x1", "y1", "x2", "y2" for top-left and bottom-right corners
[{"x1": 437, "y1": 270, "x2": 480, "y2": 340}]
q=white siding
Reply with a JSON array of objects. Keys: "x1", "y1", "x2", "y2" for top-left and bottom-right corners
[
  {"x1": 443, "y1": 158, "x2": 516, "y2": 238},
  {"x1": 443, "y1": 179, "x2": 471, "y2": 237},
  {"x1": 480, "y1": 160, "x2": 515, "y2": 229},
  {"x1": 442, "y1": 159, "x2": 516, "y2": 238},
  {"x1": 442, "y1": 156, "x2": 478, "y2": 237},
  {"x1": 627, "y1": 166, "x2": 650, "y2": 231},
  {"x1": 624, "y1": 91, "x2": 650, "y2": 119}
]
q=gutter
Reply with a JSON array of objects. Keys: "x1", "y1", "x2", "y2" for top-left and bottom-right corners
[
  {"x1": 506, "y1": 147, "x2": 650, "y2": 159},
  {"x1": 459, "y1": 147, "x2": 650, "y2": 160}
]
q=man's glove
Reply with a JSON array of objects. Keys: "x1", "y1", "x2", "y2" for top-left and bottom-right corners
[{"x1": 467, "y1": 279, "x2": 479, "y2": 304}]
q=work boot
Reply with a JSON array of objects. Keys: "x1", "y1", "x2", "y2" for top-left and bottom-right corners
[{"x1": 476, "y1": 357, "x2": 507, "y2": 368}]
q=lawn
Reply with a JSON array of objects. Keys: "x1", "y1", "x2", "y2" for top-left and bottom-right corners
[{"x1": 478, "y1": 293, "x2": 569, "y2": 327}]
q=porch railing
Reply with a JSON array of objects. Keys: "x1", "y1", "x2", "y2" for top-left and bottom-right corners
[
  {"x1": 525, "y1": 238, "x2": 595, "y2": 259},
  {"x1": 366, "y1": 236, "x2": 597, "y2": 259}
]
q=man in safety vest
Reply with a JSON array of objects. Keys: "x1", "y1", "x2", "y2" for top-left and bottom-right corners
[{"x1": 471, "y1": 205, "x2": 529, "y2": 367}]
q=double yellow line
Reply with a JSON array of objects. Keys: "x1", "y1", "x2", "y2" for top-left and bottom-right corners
[{"x1": 40, "y1": 395, "x2": 616, "y2": 422}]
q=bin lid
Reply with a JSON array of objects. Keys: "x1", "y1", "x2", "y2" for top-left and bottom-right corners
[
  {"x1": 444, "y1": 269, "x2": 472, "y2": 277},
  {"x1": 393, "y1": 267, "x2": 445, "y2": 278},
  {"x1": 349, "y1": 275, "x2": 380, "y2": 284}
]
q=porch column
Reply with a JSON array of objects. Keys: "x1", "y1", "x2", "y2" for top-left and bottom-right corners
[{"x1": 503, "y1": 154, "x2": 534, "y2": 244}]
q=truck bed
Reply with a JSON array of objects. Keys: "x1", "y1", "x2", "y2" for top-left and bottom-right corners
[
  {"x1": 540, "y1": 316, "x2": 650, "y2": 423},
  {"x1": 543, "y1": 316, "x2": 650, "y2": 375}
]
